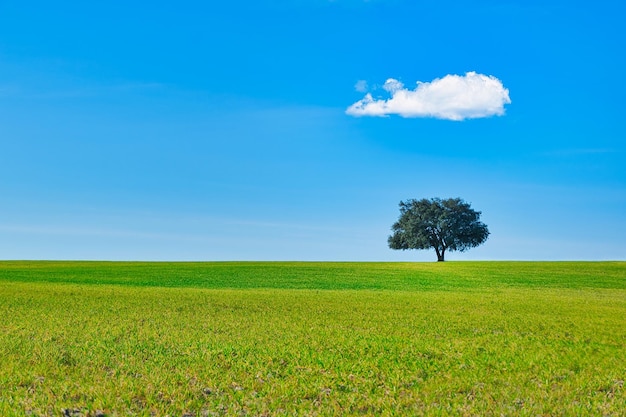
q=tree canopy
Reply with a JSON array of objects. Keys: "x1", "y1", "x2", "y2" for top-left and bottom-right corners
[{"x1": 388, "y1": 198, "x2": 489, "y2": 261}]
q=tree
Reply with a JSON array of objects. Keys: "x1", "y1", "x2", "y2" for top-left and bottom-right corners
[{"x1": 388, "y1": 197, "x2": 489, "y2": 262}]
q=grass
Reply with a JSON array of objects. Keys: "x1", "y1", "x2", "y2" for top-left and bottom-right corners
[
  {"x1": 0, "y1": 261, "x2": 625, "y2": 416},
  {"x1": 1, "y1": 260, "x2": 625, "y2": 290}
]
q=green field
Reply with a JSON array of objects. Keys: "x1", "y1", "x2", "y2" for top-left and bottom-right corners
[{"x1": 1, "y1": 261, "x2": 625, "y2": 416}]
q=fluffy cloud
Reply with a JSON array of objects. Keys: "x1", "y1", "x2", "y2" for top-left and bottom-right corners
[{"x1": 346, "y1": 72, "x2": 511, "y2": 121}]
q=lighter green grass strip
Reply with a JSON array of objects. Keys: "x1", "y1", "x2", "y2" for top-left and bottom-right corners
[{"x1": 1, "y1": 261, "x2": 625, "y2": 290}]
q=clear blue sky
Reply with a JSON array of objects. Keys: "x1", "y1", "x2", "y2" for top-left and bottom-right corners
[{"x1": 1, "y1": 0, "x2": 624, "y2": 261}]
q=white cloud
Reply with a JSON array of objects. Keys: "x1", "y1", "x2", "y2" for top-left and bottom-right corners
[
  {"x1": 346, "y1": 72, "x2": 511, "y2": 121},
  {"x1": 382, "y1": 78, "x2": 403, "y2": 93},
  {"x1": 354, "y1": 79, "x2": 368, "y2": 93}
]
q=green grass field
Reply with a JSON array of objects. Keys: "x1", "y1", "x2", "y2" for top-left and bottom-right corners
[{"x1": 1, "y1": 261, "x2": 625, "y2": 416}]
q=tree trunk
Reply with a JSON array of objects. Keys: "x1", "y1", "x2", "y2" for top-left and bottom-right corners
[{"x1": 437, "y1": 248, "x2": 445, "y2": 262}]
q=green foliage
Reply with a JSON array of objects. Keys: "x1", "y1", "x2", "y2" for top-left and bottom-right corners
[
  {"x1": 389, "y1": 198, "x2": 489, "y2": 261},
  {"x1": 0, "y1": 262, "x2": 625, "y2": 415}
]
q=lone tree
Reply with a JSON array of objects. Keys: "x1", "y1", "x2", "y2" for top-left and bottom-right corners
[{"x1": 388, "y1": 197, "x2": 489, "y2": 262}]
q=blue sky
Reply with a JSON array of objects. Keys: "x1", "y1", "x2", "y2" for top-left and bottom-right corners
[{"x1": 1, "y1": 0, "x2": 624, "y2": 261}]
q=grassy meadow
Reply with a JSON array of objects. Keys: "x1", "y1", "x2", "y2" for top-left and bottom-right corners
[{"x1": 0, "y1": 261, "x2": 625, "y2": 416}]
